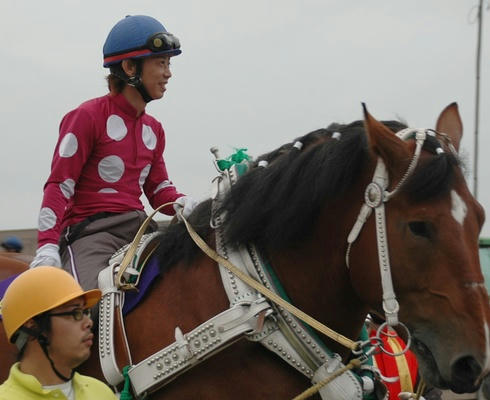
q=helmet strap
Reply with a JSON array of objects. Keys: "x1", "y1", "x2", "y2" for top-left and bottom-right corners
[
  {"x1": 14, "y1": 330, "x2": 29, "y2": 351},
  {"x1": 130, "y1": 60, "x2": 154, "y2": 103},
  {"x1": 112, "y1": 60, "x2": 154, "y2": 103},
  {"x1": 39, "y1": 336, "x2": 74, "y2": 382},
  {"x1": 18, "y1": 326, "x2": 74, "y2": 382}
]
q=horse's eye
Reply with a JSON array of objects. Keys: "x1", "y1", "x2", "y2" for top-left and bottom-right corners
[{"x1": 408, "y1": 221, "x2": 431, "y2": 238}]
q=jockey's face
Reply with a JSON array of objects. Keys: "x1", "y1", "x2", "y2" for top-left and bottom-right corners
[{"x1": 141, "y1": 55, "x2": 172, "y2": 100}]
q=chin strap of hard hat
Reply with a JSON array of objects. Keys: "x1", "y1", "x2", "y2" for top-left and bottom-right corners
[{"x1": 18, "y1": 325, "x2": 74, "y2": 382}]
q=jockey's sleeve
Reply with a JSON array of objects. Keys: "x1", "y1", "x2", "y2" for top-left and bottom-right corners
[{"x1": 36, "y1": 108, "x2": 96, "y2": 247}]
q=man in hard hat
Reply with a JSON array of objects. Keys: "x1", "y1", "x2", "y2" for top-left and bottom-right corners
[{"x1": 0, "y1": 266, "x2": 117, "y2": 399}]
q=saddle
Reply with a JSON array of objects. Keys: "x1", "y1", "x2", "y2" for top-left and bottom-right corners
[{"x1": 98, "y1": 231, "x2": 162, "y2": 385}]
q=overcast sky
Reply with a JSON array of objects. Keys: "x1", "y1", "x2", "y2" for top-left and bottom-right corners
[{"x1": 1, "y1": 1, "x2": 490, "y2": 237}]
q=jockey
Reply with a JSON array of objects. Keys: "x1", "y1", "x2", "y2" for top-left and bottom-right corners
[
  {"x1": 1, "y1": 236, "x2": 23, "y2": 253},
  {"x1": 29, "y1": 15, "x2": 198, "y2": 293},
  {"x1": 0, "y1": 266, "x2": 117, "y2": 399}
]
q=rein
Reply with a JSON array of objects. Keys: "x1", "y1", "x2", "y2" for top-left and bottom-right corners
[
  {"x1": 115, "y1": 202, "x2": 174, "y2": 289},
  {"x1": 180, "y1": 211, "x2": 359, "y2": 351},
  {"x1": 115, "y1": 204, "x2": 360, "y2": 351}
]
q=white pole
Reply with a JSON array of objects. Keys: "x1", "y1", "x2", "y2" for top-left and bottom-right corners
[{"x1": 474, "y1": 0, "x2": 484, "y2": 200}]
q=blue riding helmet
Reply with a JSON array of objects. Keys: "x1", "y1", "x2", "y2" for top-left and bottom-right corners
[
  {"x1": 1, "y1": 236, "x2": 23, "y2": 252},
  {"x1": 103, "y1": 15, "x2": 181, "y2": 67}
]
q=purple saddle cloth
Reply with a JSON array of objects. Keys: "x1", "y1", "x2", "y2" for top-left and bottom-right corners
[
  {"x1": 0, "y1": 274, "x2": 20, "y2": 321},
  {"x1": 122, "y1": 256, "x2": 160, "y2": 315},
  {"x1": 0, "y1": 257, "x2": 160, "y2": 320}
]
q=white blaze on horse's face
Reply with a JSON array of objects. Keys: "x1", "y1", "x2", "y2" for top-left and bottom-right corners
[{"x1": 451, "y1": 190, "x2": 467, "y2": 226}]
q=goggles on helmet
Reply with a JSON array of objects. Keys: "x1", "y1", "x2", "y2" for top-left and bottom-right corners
[
  {"x1": 146, "y1": 32, "x2": 180, "y2": 53},
  {"x1": 103, "y1": 31, "x2": 181, "y2": 67}
]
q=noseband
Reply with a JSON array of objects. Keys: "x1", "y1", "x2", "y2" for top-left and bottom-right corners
[{"x1": 346, "y1": 128, "x2": 451, "y2": 327}]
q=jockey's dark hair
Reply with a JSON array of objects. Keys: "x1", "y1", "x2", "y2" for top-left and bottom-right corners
[
  {"x1": 106, "y1": 59, "x2": 142, "y2": 93},
  {"x1": 106, "y1": 71, "x2": 126, "y2": 93}
]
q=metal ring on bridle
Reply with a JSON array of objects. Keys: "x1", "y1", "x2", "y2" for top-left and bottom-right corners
[
  {"x1": 364, "y1": 182, "x2": 384, "y2": 208},
  {"x1": 375, "y1": 321, "x2": 411, "y2": 357},
  {"x1": 351, "y1": 335, "x2": 384, "y2": 356}
]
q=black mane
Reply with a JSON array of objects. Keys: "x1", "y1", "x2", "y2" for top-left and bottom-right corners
[{"x1": 155, "y1": 120, "x2": 460, "y2": 274}]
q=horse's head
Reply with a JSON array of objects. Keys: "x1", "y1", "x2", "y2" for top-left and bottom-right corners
[{"x1": 350, "y1": 103, "x2": 489, "y2": 393}]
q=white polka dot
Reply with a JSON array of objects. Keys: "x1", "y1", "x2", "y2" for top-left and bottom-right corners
[
  {"x1": 153, "y1": 180, "x2": 174, "y2": 194},
  {"x1": 99, "y1": 188, "x2": 118, "y2": 193},
  {"x1": 39, "y1": 207, "x2": 57, "y2": 231},
  {"x1": 59, "y1": 133, "x2": 78, "y2": 158},
  {"x1": 139, "y1": 164, "x2": 151, "y2": 187},
  {"x1": 142, "y1": 125, "x2": 157, "y2": 150},
  {"x1": 98, "y1": 155, "x2": 125, "y2": 183},
  {"x1": 59, "y1": 179, "x2": 75, "y2": 199},
  {"x1": 106, "y1": 115, "x2": 127, "y2": 141}
]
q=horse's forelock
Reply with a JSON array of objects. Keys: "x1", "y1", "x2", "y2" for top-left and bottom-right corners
[{"x1": 403, "y1": 144, "x2": 461, "y2": 202}]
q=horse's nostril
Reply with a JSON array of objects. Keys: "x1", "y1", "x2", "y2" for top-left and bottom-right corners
[{"x1": 451, "y1": 356, "x2": 482, "y2": 392}]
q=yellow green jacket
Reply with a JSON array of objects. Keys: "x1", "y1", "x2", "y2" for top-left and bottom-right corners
[{"x1": 0, "y1": 363, "x2": 117, "y2": 399}]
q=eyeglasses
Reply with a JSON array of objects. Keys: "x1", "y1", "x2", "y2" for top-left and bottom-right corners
[
  {"x1": 47, "y1": 308, "x2": 91, "y2": 321},
  {"x1": 145, "y1": 32, "x2": 181, "y2": 53}
]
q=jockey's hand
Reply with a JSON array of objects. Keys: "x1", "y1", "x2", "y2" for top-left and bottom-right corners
[
  {"x1": 29, "y1": 243, "x2": 62, "y2": 268},
  {"x1": 173, "y1": 196, "x2": 198, "y2": 221}
]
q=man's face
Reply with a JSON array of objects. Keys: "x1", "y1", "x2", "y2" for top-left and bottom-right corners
[
  {"x1": 141, "y1": 55, "x2": 172, "y2": 100},
  {"x1": 47, "y1": 297, "x2": 94, "y2": 369}
]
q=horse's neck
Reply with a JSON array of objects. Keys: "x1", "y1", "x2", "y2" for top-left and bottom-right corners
[
  {"x1": 267, "y1": 230, "x2": 369, "y2": 358},
  {"x1": 0, "y1": 255, "x2": 29, "y2": 280}
]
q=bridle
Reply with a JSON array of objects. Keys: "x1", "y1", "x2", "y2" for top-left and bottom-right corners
[{"x1": 346, "y1": 127, "x2": 455, "y2": 329}]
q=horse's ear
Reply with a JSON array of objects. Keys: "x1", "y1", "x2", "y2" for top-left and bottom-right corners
[
  {"x1": 362, "y1": 103, "x2": 410, "y2": 164},
  {"x1": 435, "y1": 102, "x2": 463, "y2": 152}
]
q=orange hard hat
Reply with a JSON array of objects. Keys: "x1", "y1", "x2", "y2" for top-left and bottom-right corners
[{"x1": 0, "y1": 266, "x2": 101, "y2": 342}]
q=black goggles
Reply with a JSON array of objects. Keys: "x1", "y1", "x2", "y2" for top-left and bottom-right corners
[
  {"x1": 47, "y1": 308, "x2": 91, "y2": 321},
  {"x1": 145, "y1": 32, "x2": 180, "y2": 53}
]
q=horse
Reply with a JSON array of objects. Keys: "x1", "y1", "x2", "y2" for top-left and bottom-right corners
[
  {"x1": 0, "y1": 253, "x2": 33, "y2": 274},
  {"x1": 0, "y1": 103, "x2": 488, "y2": 399},
  {"x1": 0, "y1": 254, "x2": 33, "y2": 380}
]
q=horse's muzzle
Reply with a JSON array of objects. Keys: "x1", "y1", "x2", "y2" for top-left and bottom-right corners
[
  {"x1": 450, "y1": 355, "x2": 482, "y2": 394},
  {"x1": 413, "y1": 336, "x2": 483, "y2": 394}
]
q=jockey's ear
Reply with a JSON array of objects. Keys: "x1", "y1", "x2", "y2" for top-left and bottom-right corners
[
  {"x1": 435, "y1": 102, "x2": 463, "y2": 152},
  {"x1": 362, "y1": 103, "x2": 410, "y2": 171}
]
